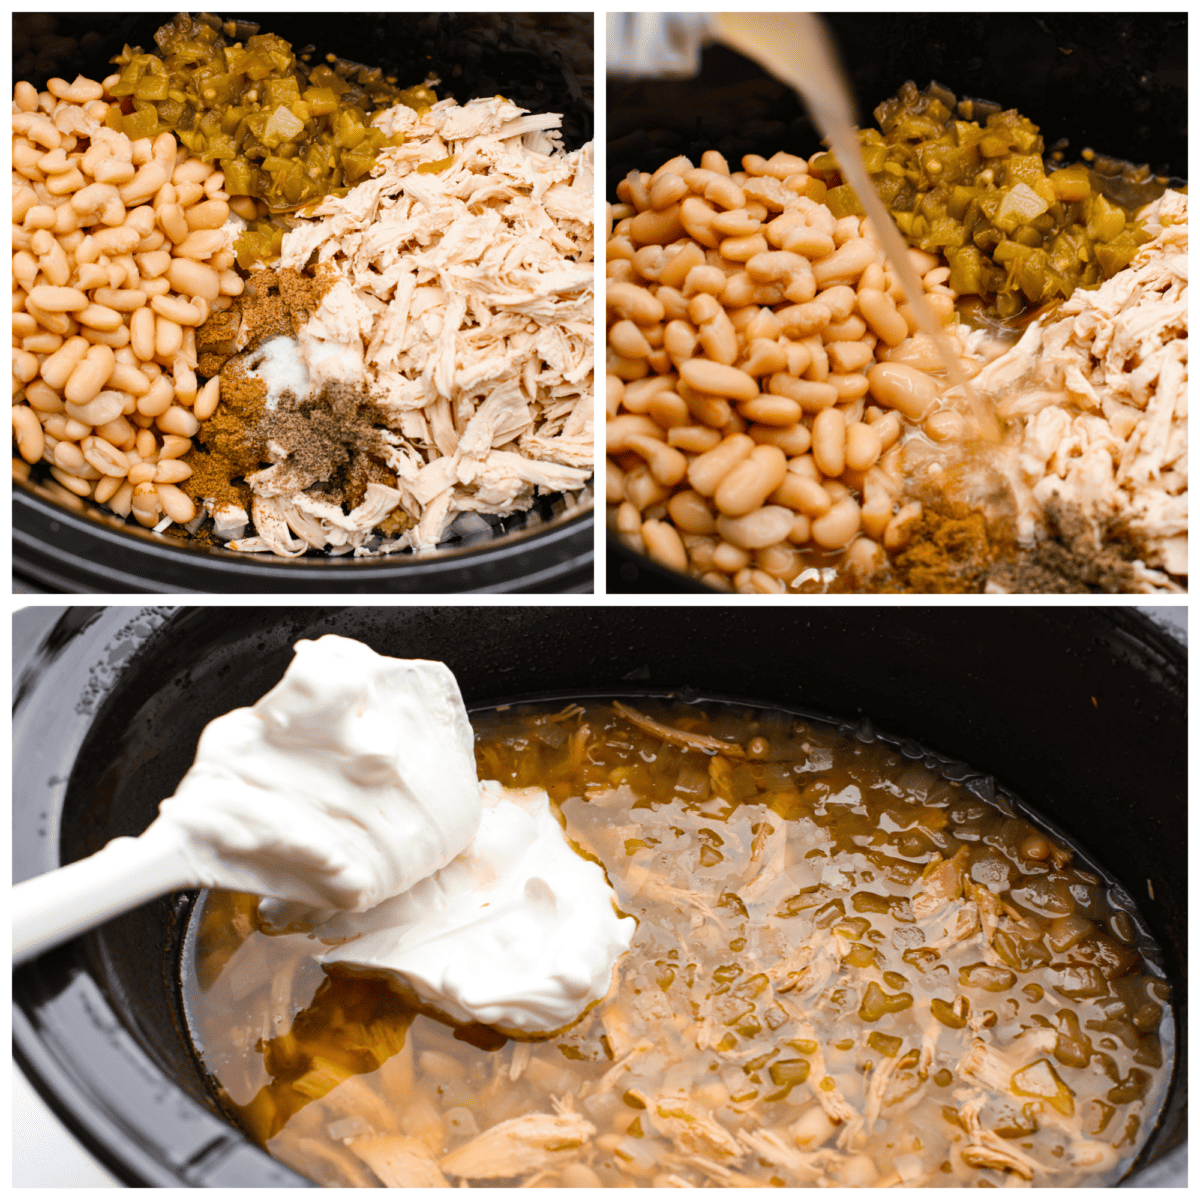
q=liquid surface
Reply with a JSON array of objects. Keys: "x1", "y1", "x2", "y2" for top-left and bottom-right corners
[{"x1": 184, "y1": 700, "x2": 1172, "y2": 1187}]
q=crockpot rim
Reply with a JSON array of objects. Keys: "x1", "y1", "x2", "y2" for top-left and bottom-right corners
[
  {"x1": 14, "y1": 486, "x2": 594, "y2": 592},
  {"x1": 11, "y1": 606, "x2": 1187, "y2": 1187},
  {"x1": 13, "y1": 482, "x2": 594, "y2": 570},
  {"x1": 13, "y1": 1001, "x2": 266, "y2": 1189}
]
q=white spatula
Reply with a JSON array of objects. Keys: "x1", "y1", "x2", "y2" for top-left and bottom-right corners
[
  {"x1": 14, "y1": 825, "x2": 201, "y2": 963},
  {"x1": 13, "y1": 635, "x2": 482, "y2": 966}
]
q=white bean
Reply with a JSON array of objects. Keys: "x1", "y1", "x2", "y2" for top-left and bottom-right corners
[{"x1": 715, "y1": 505, "x2": 794, "y2": 549}]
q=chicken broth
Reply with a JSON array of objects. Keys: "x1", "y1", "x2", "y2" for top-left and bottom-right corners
[{"x1": 182, "y1": 699, "x2": 1172, "y2": 1187}]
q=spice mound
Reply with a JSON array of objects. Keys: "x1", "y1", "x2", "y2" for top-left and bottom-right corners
[
  {"x1": 187, "y1": 267, "x2": 411, "y2": 553},
  {"x1": 848, "y1": 498, "x2": 1153, "y2": 595},
  {"x1": 192, "y1": 94, "x2": 594, "y2": 558}
]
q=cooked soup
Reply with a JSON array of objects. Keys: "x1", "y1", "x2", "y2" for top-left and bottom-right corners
[{"x1": 183, "y1": 699, "x2": 1172, "y2": 1187}]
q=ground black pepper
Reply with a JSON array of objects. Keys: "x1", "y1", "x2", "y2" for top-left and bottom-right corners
[{"x1": 987, "y1": 499, "x2": 1147, "y2": 593}]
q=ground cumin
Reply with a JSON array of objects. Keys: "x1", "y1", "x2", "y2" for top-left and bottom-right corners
[
  {"x1": 893, "y1": 509, "x2": 996, "y2": 592},
  {"x1": 182, "y1": 357, "x2": 268, "y2": 511},
  {"x1": 849, "y1": 507, "x2": 998, "y2": 594},
  {"x1": 238, "y1": 265, "x2": 327, "y2": 344},
  {"x1": 254, "y1": 378, "x2": 396, "y2": 511},
  {"x1": 195, "y1": 306, "x2": 240, "y2": 379}
]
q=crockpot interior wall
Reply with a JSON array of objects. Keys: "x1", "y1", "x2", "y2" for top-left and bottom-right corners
[
  {"x1": 18, "y1": 13, "x2": 591, "y2": 150},
  {"x1": 28, "y1": 608, "x2": 1187, "y2": 1180},
  {"x1": 608, "y1": 12, "x2": 1185, "y2": 196}
]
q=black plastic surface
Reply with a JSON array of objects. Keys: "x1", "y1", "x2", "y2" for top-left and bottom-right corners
[
  {"x1": 12, "y1": 607, "x2": 1187, "y2": 1186},
  {"x1": 14, "y1": 499, "x2": 593, "y2": 594}
]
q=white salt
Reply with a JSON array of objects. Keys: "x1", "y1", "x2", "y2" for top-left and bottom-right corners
[{"x1": 246, "y1": 336, "x2": 310, "y2": 410}]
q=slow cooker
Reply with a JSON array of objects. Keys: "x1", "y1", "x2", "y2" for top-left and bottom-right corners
[
  {"x1": 606, "y1": 12, "x2": 1187, "y2": 592},
  {"x1": 12, "y1": 606, "x2": 1186, "y2": 1185},
  {"x1": 12, "y1": 13, "x2": 594, "y2": 593}
]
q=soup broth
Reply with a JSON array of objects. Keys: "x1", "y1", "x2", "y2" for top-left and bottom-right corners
[{"x1": 183, "y1": 699, "x2": 1172, "y2": 1187}]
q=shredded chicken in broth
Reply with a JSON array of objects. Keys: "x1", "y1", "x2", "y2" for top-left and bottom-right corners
[{"x1": 184, "y1": 701, "x2": 1172, "y2": 1187}]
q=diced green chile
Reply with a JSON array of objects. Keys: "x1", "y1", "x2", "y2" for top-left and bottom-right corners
[
  {"x1": 931, "y1": 997, "x2": 968, "y2": 1029},
  {"x1": 108, "y1": 13, "x2": 427, "y2": 214},
  {"x1": 1011, "y1": 1058, "x2": 1075, "y2": 1116},
  {"x1": 817, "y1": 80, "x2": 1157, "y2": 313},
  {"x1": 769, "y1": 1058, "x2": 811, "y2": 1086},
  {"x1": 867, "y1": 1031, "x2": 903, "y2": 1058},
  {"x1": 959, "y1": 963, "x2": 1018, "y2": 992},
  {"x1": 859, "y1": 981, "x2": 913, "y2": 1022}
]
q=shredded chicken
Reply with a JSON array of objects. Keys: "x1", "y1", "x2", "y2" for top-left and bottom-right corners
[
  {"x1": 612, "y1": 702, "x2": 746, "y2": 757},
  {"x1": 765, "y1": 942, "x2": 818, "y2": 992},
  {"x1": 594, "y1": 1038, "x2": 655, "y2": 1093},
  {"x1": 977, "y1": 190, "x2": 1188, "y2": 587},
  {"x1": 741, "y1": 819, "x2": 789, "y2": 902},
  {"x1": 967, "y1": 881, "x2": 1005, "y2": 967},
  {"x1": 736, "y1": 1128, "x2": 833, "y2": 1182},
  {"x1": 600, "y1": 988, "x2": 676, "y2": 1065},
  {"x1": 350, "y1": 1134, "x2": 449, "y2": 1187},
  {"x1": 771, "y1": 927, "x2": 850, "y2": 997},
  {"x1": 918, "y1": 1018, "x2": 940, "y2": 1078},
  {"x1": 926, "y1": 898, "x2": 982, "y2": 950},
  {"x1": 232, "y1": 95, "x2": 593, "y2": 557},
  {"x1": 680, "y1": 1154, "x2": 765, "y2": 1187},
  {"x1": 439, "y1": 1104, "x2": 594, "y2": 1180},
  {"x1": 319, "y1": 1074, "x2": 401, "y2": 1134},
  {"x1": 509, "y1": 1040, "x2": 532, "y2": 1082},
  {"x1": 956, "y1": 1030, "x2": 1058, "y2": 1096},
  {"x1": 780, "y1": 1012, "x2": 859, "y2": 1126},
  {"x1": 645, "y1": 1093, "x2": 746, "y2": 1161},
  {"x1": 690, "y1": 987, "x2": 726, "y2": 1052},
  {"x1": 848, "y1": 1053, "x2": 902, "y2": 1150},
  {"x1": 636, "y1": 877, "x2": 721, "y2": 925},
  {"x1": 911, "y1": 846, "x2": 969, "y2": 921},
  {"x1": 599, "y1": 998, "x2": 640, "y2": 1061},
  {"x1": 955, "y1": 1090, "x2": 1050, "y2": 1182}
]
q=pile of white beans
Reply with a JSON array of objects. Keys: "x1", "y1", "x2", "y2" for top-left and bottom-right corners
[
  {"x1": 12, "y1": 74, "x2": 245, "y2": 529},
  {"x1": 606, "y1": 148, "x2": 980, "y2": 593}
]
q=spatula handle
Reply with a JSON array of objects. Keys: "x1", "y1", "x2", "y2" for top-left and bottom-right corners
[{"x1": 13, "y1": 830, "x2": 198, "y2": 964}]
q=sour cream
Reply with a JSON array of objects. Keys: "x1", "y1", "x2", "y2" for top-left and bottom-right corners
[
  {"x1": 319, "y1": 782, "x2": 637, "y2": 1033},
  {"x1": 155, "y1": 635, "x2": 481, "y2": 913},
  {"x1": 157, "y1": 634, "x2": 631, "y2": 1032}
]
